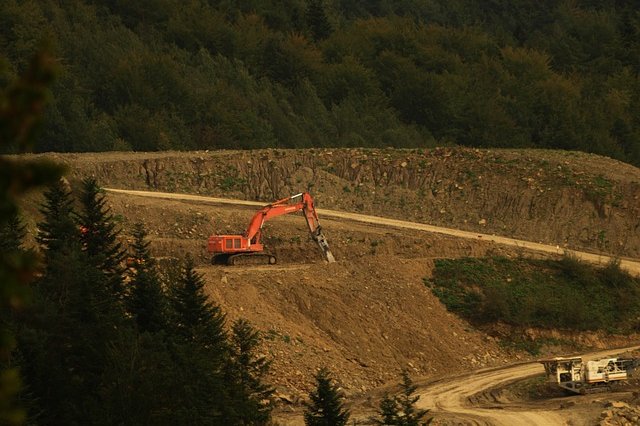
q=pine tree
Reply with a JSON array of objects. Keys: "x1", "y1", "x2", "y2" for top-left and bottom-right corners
[
  {"x1": 377, "y1": 393, "x2": 401, "y2": 426},
  {"x1": 99, "y1": 329, "x2": 190, "y2": 426},
  {"x1": 77, "y1": 177, "x2": 126, "y2": 298},
  {"x1": 227, "y1": 318, "x2": 274, "y2": 425},
  {"x1": 22, "y1": 249, "x2": 123, "y2": 424},
  {"x1": 36, "y1": 179, "x2": 78, "y2": 257},
  {"x1": 0, "y1": 211, "x2": 28, "y2": 320},
  {"x1": 0, "y1": 212, "x2": 25, "y2": 253},
  {"x1": 19, "y1": 180, "x2": 128, "y2": 424},
  {"x1": 126, "y1": 222, "x2": 166, "y2": 333},
  {"x1": 372, "y1": 370, "x2": 430, "y2": 426},
  {"x1": 170, "y1": 254, "x2": 226, "y2": 349},
  {"x1": 0, "y1": 211, "x2": 26, "y2": 422},
  {"x1": 168, "y1": 254, "x2": 230, "y2": 423},
  {"x1": 304, "y1": 367, "x2": 350, "y2": 426}
]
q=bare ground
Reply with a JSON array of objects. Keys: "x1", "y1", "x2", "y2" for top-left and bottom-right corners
[
  {"x1": 99, "y1": 189, "x2": 640, "y2": 425},
  {"x1": 15, "y1": 148, "x2": 640, "y2": 425},
  {"x1": 30, "y1": 147, "x2": 640, "y2": 258}
]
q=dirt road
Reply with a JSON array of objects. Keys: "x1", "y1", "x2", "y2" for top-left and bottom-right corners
[
  {"x1": 105, "y1": 188, "x2": 640, "y2": 276},
  {"x1": 414, "y1": 346, "x2": 640, "y2": 426}
]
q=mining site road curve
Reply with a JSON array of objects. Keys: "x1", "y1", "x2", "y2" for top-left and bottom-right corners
[
  {"x1": 105, "y1": 188, "x2": 640, "y2": 277},
  {"x1": 413, "y1": 345, "x2": 640, "y2": 426}
]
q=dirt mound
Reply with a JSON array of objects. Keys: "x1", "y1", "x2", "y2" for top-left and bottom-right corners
[{"x1": 39, "y1": 147, "x2": 640, "y2": 258}]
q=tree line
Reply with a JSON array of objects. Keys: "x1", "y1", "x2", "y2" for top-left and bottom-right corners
[
  {"x1": 1, "y1": 0, "x2": 639, "y2": 166},
  {"x1": 2, "y1": 177, "x2": 274, "y2": 424}
]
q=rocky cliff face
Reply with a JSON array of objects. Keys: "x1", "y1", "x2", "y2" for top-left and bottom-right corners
[{"x1": 51, "y1": 147, "x2": 640, "y2": 257}]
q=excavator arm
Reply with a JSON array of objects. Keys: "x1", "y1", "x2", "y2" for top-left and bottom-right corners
[
  {"x1": 208, "y1": 192, "x2": 335, "y2": 264},
  {"x1": 244, "y1": 193, "x2": 335, "y2": 263},
  {"x1": 299, "y1": 194, "x2": 336, "y2": 263}
]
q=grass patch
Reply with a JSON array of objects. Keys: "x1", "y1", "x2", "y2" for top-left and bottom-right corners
[
  {"x1": 426, "y1": 256, "x2": 640, "y2": 333},
  {"x1": 499, "y1": 336, "x2": 581, "y2": 356}
]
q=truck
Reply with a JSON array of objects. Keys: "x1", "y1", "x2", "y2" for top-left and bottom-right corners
[
  {"x1": 208, "y1": 192, "x2": 336, "y2": 265},
  {"x1": 540, "y1": 356, "x2": 638, "y2": 394}
]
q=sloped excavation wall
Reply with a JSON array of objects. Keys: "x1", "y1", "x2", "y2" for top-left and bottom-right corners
[{"x1": 49, "y1": 147, "x2": 640, "y2": 257}]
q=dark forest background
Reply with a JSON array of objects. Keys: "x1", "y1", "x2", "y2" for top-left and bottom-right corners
[{"x1": 1, "y1": 0, "x2": 639, "y2": 166}]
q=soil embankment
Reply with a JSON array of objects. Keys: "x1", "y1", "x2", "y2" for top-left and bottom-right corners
[{"x1": 38, "y1": 147, "x2": 640, "y2": 258}]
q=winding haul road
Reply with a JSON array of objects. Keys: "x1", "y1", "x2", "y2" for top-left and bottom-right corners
[
  {"x1": 414, "y1": 346, "x2": 640, "y2": 425},
  {"x1": 105, "y1": 188, "x2": 640, "y2": 424}
]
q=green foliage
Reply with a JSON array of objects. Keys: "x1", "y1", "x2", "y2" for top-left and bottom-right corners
[
  {"x1": 499, "y1": 336, "x2": 578, "y2": 356},
  {"x1": 20, "y1": 182, "x2": 127, "y2": 425},
  {"x1": 373, "y1": 370, "x2": 430, "y2": 426},
  {"x1": 306, "y1": 0, "x2": 332, "y2": 42},
  {"x1": 427, "y1": 255, "x2": 640, "y2": 332},
  {"x1": 127, "y1": 222, "x2": 167, "y2": 333},
  {"x1": 304, "y1": 367, "x2": 350, "y2": 426},
  {"x1": 77, "y1": 177, "x2": 126, "y2": 298},
  {"x1": 0, "y1": 212, "x2": 25, "y2": 253},
  {"x1": 16, "y1": 187, "x2": 276, "y2": 424},
  {"x1": 226, "y1": 318, "x2": 274, "y2": 424},
  {"x1": 0, "y1": 46, "x2": 63, "y2": 426},
  {"x1": 36, "y1": 180, "x2": 77, "y2": 256},
  {"x1": 99, "y1": 330, "x2": 195, "y2": 425},
  {"x1": 169, "y1": 254, "x2": 226, "y2": 349},
  {"x1": 2, "y1": 1, "x2": 639, "y2": 164}
]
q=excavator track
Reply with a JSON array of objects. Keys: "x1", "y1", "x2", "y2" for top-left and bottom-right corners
[{"x1": 213, "y1": 253, "x2": 277, "y2": 266}]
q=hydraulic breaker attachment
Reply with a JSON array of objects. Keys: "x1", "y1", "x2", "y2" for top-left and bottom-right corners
[{"x1": 312, "y1": 226, "x2": 336, "y2": 263}]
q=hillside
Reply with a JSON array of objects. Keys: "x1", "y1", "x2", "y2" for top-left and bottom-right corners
[
  {"x1": 16, "y1": 147, "x2": 640, "y2": 409},
  {"x1": 98, "y1": 190, "x2": 514, "y2": 401}
]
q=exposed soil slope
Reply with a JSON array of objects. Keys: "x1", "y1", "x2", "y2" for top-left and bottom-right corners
[
  {"x1": 37, "y1": 147, "x2": 640, "y2": 258},
  {"x1": 91, "y1": 191, "x2": 518, "y2": 403}
]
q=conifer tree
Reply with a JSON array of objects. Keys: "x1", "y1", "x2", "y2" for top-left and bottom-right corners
[
  {"x1": 22, "y1": 250, "x2": 123, "y2": 424},
  {"x1": 304, "y1": 367, "x2": 350, "y2": 426},
  {"x1": 35, "y1": 179, "x2": 124, "y2": 316},
  {"x1": 0, "y1": 211, "x2": 26, "y2": 422},
  {"x1": 77, "y1": 177, "x2": 126, "y2": 298},
  {"x1": 20, "y1": 179, "x2": 127, "y2": 424},
  {"x1": 373, "y1": 370, "x2": 430, "y2": 426},
  {"x1": 36, "y1": 179, "x2": 78, "y2": 258},
  {"x1": 168, "y1": 254, "x2": 230, "y2": 423},
  {"x1": 0, "y1": 212, "x2": 25, "y2": 253},
  {"x1": 227, "y1": 318, "x2": 274, "y2": 424},
  {"x1": 127, "y1": 222, "x2": 166, "y2": 333},
  {"x1": 170, "y1": 254, "x2": 226, "y2": 349},
  {"x1": 99, "y1": 329, "x2": 190, "y2": 426}
]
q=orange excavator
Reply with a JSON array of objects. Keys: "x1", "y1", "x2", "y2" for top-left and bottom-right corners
[{"x1": 208, "y1": 192, "x2": 336, "y2": 265}]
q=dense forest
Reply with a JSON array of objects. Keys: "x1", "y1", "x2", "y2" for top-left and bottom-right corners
[
  {"x1": 1, "y1": 0, "x2": 639, "y2": 166},
  {"x1": 2, "y1": 178, "x2": 275, "y2": 424}
]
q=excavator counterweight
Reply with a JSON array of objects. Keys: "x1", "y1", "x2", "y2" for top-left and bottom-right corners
[{"x1": 208, "y1": 193, "x2": 335, "y2": 265}]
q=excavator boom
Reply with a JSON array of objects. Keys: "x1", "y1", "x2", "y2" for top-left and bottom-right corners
[{"x1": 208, "y1": 193, "x2": 335, "y2": 265}]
